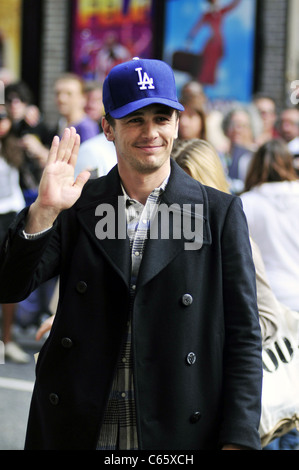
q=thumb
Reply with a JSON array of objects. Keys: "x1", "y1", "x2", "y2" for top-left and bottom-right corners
[{"x1": 73, "y1": 170, "x2": 91, "y2": 190}]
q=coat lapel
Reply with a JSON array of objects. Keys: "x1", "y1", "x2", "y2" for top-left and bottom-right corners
[
  {"x1": 137, "y1": 160, "x2": 212, "y2": 288},
  {"x1": 76, "y1": 166, "x2": 131, "y2": 287}
]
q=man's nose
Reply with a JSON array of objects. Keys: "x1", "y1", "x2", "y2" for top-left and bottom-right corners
[{"x1": 141, "y1": 121, "x2": 158, "y2": 139}]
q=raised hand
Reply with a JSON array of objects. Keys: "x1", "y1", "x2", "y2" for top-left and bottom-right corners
[{"x1": 25, "y1": 127, "x2": 90, "y2": 234}]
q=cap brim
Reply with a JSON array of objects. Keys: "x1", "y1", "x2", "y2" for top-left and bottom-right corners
[{"x1": 109, "y1": 97, "x2": 184, "y2": 119}]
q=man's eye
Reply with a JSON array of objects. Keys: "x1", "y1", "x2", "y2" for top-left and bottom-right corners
[
  {"x1": 128, "y1": 118, "x2": 142, "y2": 123},
  {"x1": 157, "y1": 116, "x2": 169, "y2": 122}
]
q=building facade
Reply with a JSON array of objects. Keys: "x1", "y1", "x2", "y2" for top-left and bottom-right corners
[{"x1": 1, "y1": 0, "x2": 297, "y2": 127}]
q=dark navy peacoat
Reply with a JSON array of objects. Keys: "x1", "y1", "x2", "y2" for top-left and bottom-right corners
[{"x1": 0, "y1": 160, "x2": 262, "y2": 450}]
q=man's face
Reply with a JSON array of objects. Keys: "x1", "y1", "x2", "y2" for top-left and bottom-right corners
[
  {"x1": 103, "y1": 104, "x2": 179, "y2": 175},
  {"x1": 227, "y1": 110, "x2": 252, "y2": 147},
  {"x1": 5, "y1": 94, "x2": 28, "y2": 122},
  {"x1": 255, "y1": 98, "x2": 276, "y2": 132},
  {"x1": 279, "y1": 109, "x2": 299, "y2": 143},
  {"x1": 54, "y1": 79, "x2": 85, "y2": 118},
  {"x1": 178, "y1": 105, "x2": 203, "y2": 140},
  {"x1": 84, "y1": 88, "x2": 103, "y2": 122}
]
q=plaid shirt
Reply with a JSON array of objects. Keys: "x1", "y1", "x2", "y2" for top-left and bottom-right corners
[{"x1": 97, "y1": 175, "x2": 169, "y2": 450}]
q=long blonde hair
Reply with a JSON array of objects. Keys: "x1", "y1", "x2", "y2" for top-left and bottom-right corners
[{"x1": 172, "y1": 139, "x2": 230, "y2": 193}]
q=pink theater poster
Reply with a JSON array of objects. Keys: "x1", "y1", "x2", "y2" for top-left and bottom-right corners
[
  {"x1": 71, "y1": 0, "x2": 154, "y2": 82},
  {"x1": 164, "y1": 0, "x2": 257, "y2": 103}
]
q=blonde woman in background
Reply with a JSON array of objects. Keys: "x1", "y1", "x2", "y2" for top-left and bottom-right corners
[{"x1": 172, "y1": 138, "x2": 230, "y2": 192}]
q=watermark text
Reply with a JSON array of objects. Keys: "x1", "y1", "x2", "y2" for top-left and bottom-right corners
[
  {"x1": 0, "y1": 80, "x2": 4, "y2": 105},
  {"x1": 290, "y1": 80, "x2": 299, "y2": 105},
  {"x1": 95, "y1": 197, "x2": 204, "y2": 251},
  {"x1": 0, "y1": 341, "x2": 4, "y2": 364}
]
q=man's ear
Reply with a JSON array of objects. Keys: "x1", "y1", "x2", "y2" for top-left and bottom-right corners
[
  {"x1": 174, "y1": 116, "x2": 179, "y2": 139},
  {"x1": 101, "y1": 116, "x2": 115, "y2": 142}
]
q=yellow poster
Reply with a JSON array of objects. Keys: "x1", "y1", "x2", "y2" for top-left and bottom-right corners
[
  {"x1": 73, "y1": 0, "x2": 153, "y2": 81},
  {"x1": 0, "y1": 0, "x2": 22, "y2": 79},
  {"x1": 77, "y1": 0, "x2": 151, "y2": 26}
]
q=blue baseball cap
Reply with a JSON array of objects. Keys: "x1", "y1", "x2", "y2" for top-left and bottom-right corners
[{"x1": 103, "y1": 57, "x2": 184, "y2": 118}]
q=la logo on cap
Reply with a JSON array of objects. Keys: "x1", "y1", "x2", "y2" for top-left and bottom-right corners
[{"x1": 134, "y1": 62, "x2": 155, "y2": 90}]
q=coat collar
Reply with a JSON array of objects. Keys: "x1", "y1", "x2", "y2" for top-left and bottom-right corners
[
  {"x1": 137, "y1": 159, "x2": 212, "y2": 288},
  {"x1": 76, "y1": 160, "x2": 212, "y2": 288}
]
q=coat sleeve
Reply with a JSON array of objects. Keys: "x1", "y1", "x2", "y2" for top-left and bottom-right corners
[
  {"x1": 0, "y1": 208, "x2": 60, "y2": 303},
  {"x1": 218, "y1": 196, "x2": 263, "y2": 450}
]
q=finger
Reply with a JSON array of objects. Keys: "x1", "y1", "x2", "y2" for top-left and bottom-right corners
[
  {"x1": 62, "y1": 127, "x2": 77, "y2": 162},
  {"x1": 56, "y1": 127, "x2": 72, "y2": 161},
  {"x1": 73, "y1": 170, "x2": 90, "y2": 190},
  {"x1": 47, "y1": 135, "x2": 60, "y2": 164},
  {"x1": 69, "y1": 133, "x2": 81, "y2": 168}
]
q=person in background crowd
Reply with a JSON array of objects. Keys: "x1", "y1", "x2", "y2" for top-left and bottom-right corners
[
  {"x1": 74, "y1": 79, "x2": 117, "y2": 178},
  {"x1": 253, "y1": 93, "x2": 279, "y2": 146},
  {"x1": 278, "y1": 107, "x2": 299, "y2": 172},
  {"x1": 241, "y1": 139, "x2": 299, "y2": 311},
  {"x1": 5, "y1": 82, "x2": 59, "y2": 335},
  {"x1": 278, "y1": 107, "x2": 299, "y2": 153},
  {"x1": 222, "y1": 105, "x2": 262, "y2": 193},
  {"x1": 83, "y1": 80, "x2": 104, "y2": 132},
  {"x1": 5, "y1": 81, "x2": 53, "y2": 204},
  {"x1": 0, "y1": 105, "x2": 29, "y2": 363},
  {"x1": 180, "y1": 79, "x2": 229, "y2": 154},
  {"x1": 54, "y1": 73, "x2": 99, "y2": 143},
  {"x1": 0, "y1": 67, "x2": 15, "y2": 86},
  {"x1": 180, "y1": 80, "x2": 207, "y2": 109},
  {"x1": 177, "y1": 95, "x2": 207, "y2": 141},
  {"x1": 241, "y1": 138, "x2": 299, "y2": 450},
  {"x1": 172, "y1": 138, "x2": 228, "y2": 193}
]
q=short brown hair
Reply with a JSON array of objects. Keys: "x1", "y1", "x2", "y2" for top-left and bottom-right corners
[
  {"x1": 104, "y1": 106, "x2": 180, "y2": 128},
  {"x1": 179, "y1": 96, "x2": 207, "y2": 140},
  {"x1": 243, "y1": 139, "x2": 297, "y2": 192}
]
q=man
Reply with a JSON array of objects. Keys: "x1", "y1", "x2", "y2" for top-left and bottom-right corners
[
  {"x1": 54, "y1": 73, "x2": 99, "y2": 143},
  {"x1": 279, "y1": 107, "x2": 299, "y2": 157},
  {"x1": 83, "y1": 81, "x2": 104, "y2": 132},
  {"x1": 0, "y1": 58, "x2": 262, "y2": 450},
  {"x1": 278, "y1": 107, "x2": 299, "y2": 174},
  {"x1": 5, "y1": 81, "x2": 53, "y2": 188},
  {"x1": 253, "y1": 93, "x2": 278, "y2": 146}
]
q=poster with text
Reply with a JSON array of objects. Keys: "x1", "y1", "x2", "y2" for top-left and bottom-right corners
[
  {"x1": 72, "y1": 0, "x2": 154, "y2": 82},
  {"x1": 163, "y1": 0, "x2": 257, "y2": 105}
]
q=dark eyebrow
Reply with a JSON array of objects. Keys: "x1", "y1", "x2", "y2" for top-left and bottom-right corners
[
  {"x1": 124, "y1": 104, "x2": 174, "y2": 119},
  {"x1": 152, "y1": 104, "x2": 174, "y2": 115}
]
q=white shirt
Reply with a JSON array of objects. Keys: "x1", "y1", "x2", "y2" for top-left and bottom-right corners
[
  {"x1": 241, "y1": 181, "x2": 299, "y2": 310},
  {"x1": 0, "y1": 156, "x2": 25, "y2": 214},
  {"x1": 288, "y1": 136, "x2": 299, "y2": 155},
  {"x1": 75, "y1": 133, "x2": 117, "y2": 178}
]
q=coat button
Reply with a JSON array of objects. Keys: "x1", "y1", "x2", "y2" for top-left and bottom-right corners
[
  {"x1": 190, "y1": 411, "x2": 202, "y2": 423},
  {"x1": 49, "y1": 393, "x2": 59, "y2": 405},
  {"x1": 186, "y1": 352, "x2": 196, "y2": 365},
  {"x1": 61, "y1": 337, "x2": 73, "y2": 348},
  {"x1": 76, "y1": 281, "x2": 87, "y2": 294},
  {"x1": 182, "y1": 294, "x2": 193, "y2": 306}
]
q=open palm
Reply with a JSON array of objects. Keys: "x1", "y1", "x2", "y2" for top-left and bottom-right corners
[
  {"x1": 25, "y1": 127, "x2": 90, "y2": 234},
  {"x1": 37, "y1": 127, "x2": 90, "y2": 212}
]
